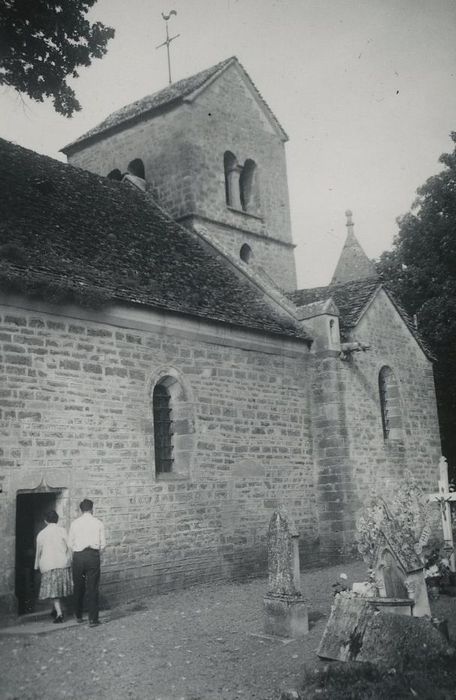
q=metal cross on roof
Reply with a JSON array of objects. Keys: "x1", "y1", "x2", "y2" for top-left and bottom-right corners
[{"x1": 156, "y1": 10, "x2": 180, "y2": 85}]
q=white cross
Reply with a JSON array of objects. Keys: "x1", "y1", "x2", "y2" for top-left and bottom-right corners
[{"x1": 428, "y1": 456, "x2": 456, "y2": 572}]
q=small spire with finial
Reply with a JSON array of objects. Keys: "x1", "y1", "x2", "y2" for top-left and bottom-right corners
[
  {"x1": 331, "y1": 208, "x2": 378, "y2": 284},
  {"x1": 345, "y1": 209, "x2": 355, "y2": 238}
]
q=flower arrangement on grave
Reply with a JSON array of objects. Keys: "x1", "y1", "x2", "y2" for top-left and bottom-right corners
[
  {"x1": 331, "y1": 572, "x2": 349, "y2": 596},
  {"x1": 423, "y1": 536, "x2": 451, "y2": 591},
  {"x1": 389, "y1": 474, "x2": 434, "y2": 544},
  {"x1": 331, "y1": 570, "x2": 380, "y2": 598}
]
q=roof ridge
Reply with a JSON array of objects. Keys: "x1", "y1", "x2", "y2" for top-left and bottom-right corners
[
  {"x1": 62, "y1": 56, "x2": 238, "y2": 153},
  {"x1": 62, "y1": 55, "x2": 288, "y2": 153}
]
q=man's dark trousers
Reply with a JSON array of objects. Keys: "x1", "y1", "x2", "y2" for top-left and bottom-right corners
[{"x1": 72, "y1": 548, "x2": 100, "y2": 623}]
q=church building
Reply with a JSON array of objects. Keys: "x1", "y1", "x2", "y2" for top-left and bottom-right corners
[{"x1": 0, "y1": 57, "x2": 441, "y2": 615}]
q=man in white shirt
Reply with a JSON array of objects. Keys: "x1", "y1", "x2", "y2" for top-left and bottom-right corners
[{"x1": 69, "y1": 499, "x2": 106, "y2": 627}]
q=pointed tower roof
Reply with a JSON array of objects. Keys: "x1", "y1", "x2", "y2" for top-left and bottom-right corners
[{"x1": 330, "y1": 210, "x2": 378, "y2": 285}]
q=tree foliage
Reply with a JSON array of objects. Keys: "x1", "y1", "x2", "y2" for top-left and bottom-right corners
[
  {"x1": 0, "y1": 0, "x2": 114, "y2": 117},
  {"x1": 377, "y1": 132, "x2": 456, "y2": 476}
]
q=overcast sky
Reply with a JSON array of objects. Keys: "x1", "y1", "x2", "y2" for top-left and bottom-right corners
[{"x1": 1, "y1": 0, "x2": 455, "y2": 288}]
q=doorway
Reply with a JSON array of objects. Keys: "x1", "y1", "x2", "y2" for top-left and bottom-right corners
[{"x1": 15, "y1": 490, "x2": 66, "y2": 614}]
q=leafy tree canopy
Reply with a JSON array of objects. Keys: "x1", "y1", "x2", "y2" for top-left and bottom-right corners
[
  {"x1": 0, "y1": 0, "x2": 114, "y2": 117},
  {"x1": 377, "y1": 132, "x2": 456, "y2": 474}
]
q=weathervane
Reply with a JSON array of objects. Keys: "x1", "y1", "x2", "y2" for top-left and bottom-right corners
[{"x1": 156, "y1": 10, "x2": 180, "y2": 85}]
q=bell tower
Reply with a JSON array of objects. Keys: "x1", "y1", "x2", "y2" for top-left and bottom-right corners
[{"x1": 62, "y1": 57, "x2": 298, "y2": 290}]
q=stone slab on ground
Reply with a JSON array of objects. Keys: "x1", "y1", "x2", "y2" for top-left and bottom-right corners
[
  {"x1": 318, "y1": 592, "x2": 453, "y2": 665},
  {"x1": 317, "y1": 594, "x2": 373, "y2": 661}
]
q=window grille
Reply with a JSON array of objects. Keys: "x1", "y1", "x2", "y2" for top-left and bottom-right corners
[
  {"x1": 379, "y1": 367, "x2": 390, "y2": 439},
  {"x1": 379, "y1": 366, "x2": 402, "y2": 441},
  {"x1": 153, "y1": 383, "x2": 174, "y2": 474}
]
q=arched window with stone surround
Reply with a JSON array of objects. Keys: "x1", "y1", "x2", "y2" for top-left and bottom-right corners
[
  {"x1": 224, "y1": 151, "x2": 238, "y2": 207},
  {"x1": 378, "y1": 366, "x2": 403, "y2": 441},
  {"x1": 239, "y1": 158, "x2": 257, "y2": 212},
  {"x1": 153, "y1": 381, "x2": 173, "y2": 475},
  {"x1": 151, "y1": 372, "x2": 195, "y2": 478}
]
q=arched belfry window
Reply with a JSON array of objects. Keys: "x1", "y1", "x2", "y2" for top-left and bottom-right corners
[
  {"x1": 107, "y1": 169, "x2": 122, "y2": 181},
  {"x1": 378, "y1": 366, "x2": 403, "y2": 441},
  {"x1": 224, "y1": 151, "x2": 238, "y2": 207},
  {"x1": 128, "y1": 158, "x2": 145, "y2": 179},
  {"x1": 223, "y1": 153, "x2": 260, "y2": 214},
  {"x1": 122, "y1": 158, "x2": 147, "y2": 192},
  {"x1": 239, "y1": 159, "x2": 257, "y2": 212},
  {"x1": 153, "y1": 382, "x2": 173, "y2": 474}
]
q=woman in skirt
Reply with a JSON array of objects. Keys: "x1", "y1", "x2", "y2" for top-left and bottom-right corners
[{"x1": 34, "y1": 510, "x2": 72, "y2": 623}]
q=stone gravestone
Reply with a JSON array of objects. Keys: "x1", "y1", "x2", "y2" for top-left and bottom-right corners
[
  {"x1": 263, "y1": 509, "x2": 308, "y2": 638},
  {"x1": 357, "y1": 496, "x2": 431, "y2": 617},
  {"x1": 318, "y1": 477, "x2": 448, "y2": 664}
]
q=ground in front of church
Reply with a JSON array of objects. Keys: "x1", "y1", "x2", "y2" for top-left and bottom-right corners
[{"x1": 1, "y1": 559, "x2": 455, "y2": 700}]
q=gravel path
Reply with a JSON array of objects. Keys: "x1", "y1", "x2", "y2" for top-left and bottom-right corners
[{"x1": 0, "y1": 560, "x2": 366, "y2": 700}]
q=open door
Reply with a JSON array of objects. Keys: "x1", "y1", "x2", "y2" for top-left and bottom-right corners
[{"x1": 15, "y1": 490, "x2": 65, "y2": 614}]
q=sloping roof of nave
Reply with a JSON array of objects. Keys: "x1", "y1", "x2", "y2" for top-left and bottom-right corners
[{"x1": 0, "y1": 138, "x2": 310, "y2": 343}]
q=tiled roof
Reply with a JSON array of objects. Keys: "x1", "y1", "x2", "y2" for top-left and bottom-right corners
[
  {"x1": 62, "y1": 56, "x2": 287, "y2": 154},
  {"x1": 289, "y1": 279, "x2": 379, "y2": 331},
  {"x1": 287, "y1": 278, "x2": 432, "y2": 357},
  {"x1": 0, "y1": 138, "x2": 310, "y2": 343}
]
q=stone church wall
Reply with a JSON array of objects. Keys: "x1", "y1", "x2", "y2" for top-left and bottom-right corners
[
  {"x1": 341, "y1": 288, "x2": 441, "y2": 509},
  {"x1": 0, "y1": 297, "x2": 316, "y2": 612},
  {"x1": 192, "y1": 219, "x2": 297, "y2": 291}
]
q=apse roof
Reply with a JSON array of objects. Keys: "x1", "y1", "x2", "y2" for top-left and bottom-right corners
[{"x1": 288, "y1": 278, "x2": 432, "y2": 358}]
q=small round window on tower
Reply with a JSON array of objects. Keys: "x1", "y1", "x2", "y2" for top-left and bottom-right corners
[{"x1": 240, "y1": 243, "x2": 253, "y2": 263}]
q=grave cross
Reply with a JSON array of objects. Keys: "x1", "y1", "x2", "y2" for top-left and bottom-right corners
[{"x1": 428, "y1": 456, "x2": 456, "y2": 572}]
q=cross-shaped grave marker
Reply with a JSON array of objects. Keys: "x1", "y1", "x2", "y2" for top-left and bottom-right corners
[{"x1": 428, "y1": 456, "x2": 456, "y2": 572}]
